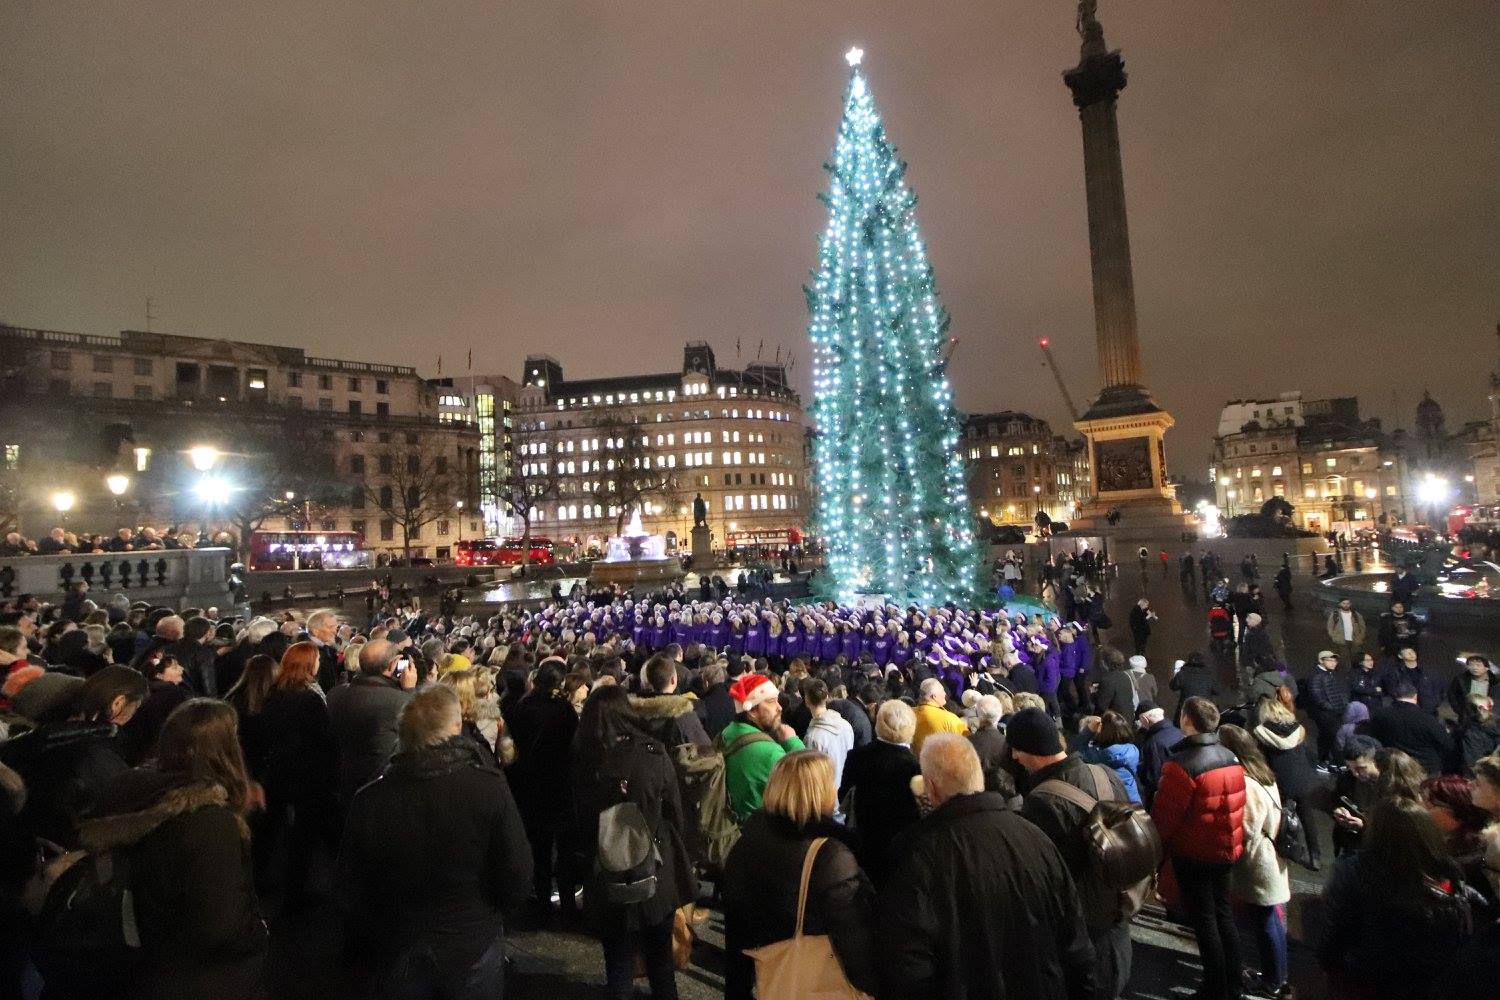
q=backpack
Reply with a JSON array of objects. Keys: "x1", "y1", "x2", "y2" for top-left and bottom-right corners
[
  {"x1": 595, "y1": 777, "x2": 663, "y2": 905},
  {"x1": 1271, "y1": 799, "x2": 1314, "y2": 868},
  {"x1": 673, "y1": 729, "x2": 771, "y2": 870},
  {"x1": 1035, "y1": 763, "x2": 1163, "y2": 922},
  {"x1": 28, "y1": 846, "x2": 144, "y2": 997}
]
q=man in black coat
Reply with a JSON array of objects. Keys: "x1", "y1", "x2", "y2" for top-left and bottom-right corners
[
  {"x1": 1011, "y1": 708, "x2": 1133, "y2": 999},
  {"x1": 692, "y1": 660, "x2": 736, "y2": 740},
  {"x1": 336, "y1": 685, "x2": 532, "y2": 998},
  {"x1": 1305, "y1": 651, "x2": 1351, "y2": 766},
  {"x1": 1367, "y1": 681, "x2": 1455, "y2": 775},
  {"x1": 876, "y1": 733, "x2": 1097, "y2": 1000},
  {"x1": 1127, "y1": 599, "x2": 1154, "y2": 657},
  {"x1": 1168, "y1": 653, "x2": 1222, "y2": 725},
  {"x1": 1134, "y1": 702, "x2": 1185, "y2": 810},
  {"x1": 306, "y1": 610, "x2": 343, "y2": 692},
  {"x1": 327, "y1": 639, "x2": 417, "y2": 810},
  {"x1": 1091, "y1": 646, "x2": 1136, "y2": 720}
]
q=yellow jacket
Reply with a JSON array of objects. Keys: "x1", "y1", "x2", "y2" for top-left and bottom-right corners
[{"x1": 912, "y1": 702, "x2": 968, "y2": 757}]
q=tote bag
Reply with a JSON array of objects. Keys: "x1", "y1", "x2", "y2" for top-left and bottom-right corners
[{"x1": 742, "y1": 837, "x2": 870, "y2": 1000}]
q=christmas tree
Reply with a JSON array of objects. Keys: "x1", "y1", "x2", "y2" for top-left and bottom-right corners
[{"x1": 807, "y1": 48, "x2": 980, "y2": 606}]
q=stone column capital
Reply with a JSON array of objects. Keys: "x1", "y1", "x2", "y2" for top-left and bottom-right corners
[{"x1": 1063, "y1": 51, "x2": 1127, "y2": 110}]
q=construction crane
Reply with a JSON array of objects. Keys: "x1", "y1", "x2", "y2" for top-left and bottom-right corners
[{"x1": 1038, "y1": 337, "x2": 1080, "y2": 422}]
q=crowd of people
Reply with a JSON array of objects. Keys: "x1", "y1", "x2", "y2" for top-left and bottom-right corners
[
  {"x1": 0, "y1": 524, "x2": 232, "y2": 557},
  {"x1": 0, "y1": 576, "x2": 1497, "y2": 1000}
]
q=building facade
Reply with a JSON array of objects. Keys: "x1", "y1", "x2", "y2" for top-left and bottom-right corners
[
  {"x1": 511, "y1": 342, "x2": 810, "y2": 553},
  {"x1": 1211, "y1": 394, "x2": 1406, "y2": 533},
  {"x1": 961, "y1": 411, "x2": 1092, "y2": 526},
  {"x1": 428, "y1": 374, "x2": 522, "y2": 537},
  {"x1": 0, "y1": 325, "x2": 480, "y2": 560}
]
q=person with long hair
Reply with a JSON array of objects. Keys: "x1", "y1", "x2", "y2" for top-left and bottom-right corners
[
  {"x1": 722, "y1": 750, "x2": 878, "y2": 1000},
  {"x1": 1218, "y1": 724, "x2": 1292, "y2": 998},
  {"x1": 0, "y1": 664, "x2": 147, "y2": 849},
  {"x1": 1320, "y1": 797, "x2": 1476, "y2": 999},
  {"x1": 506, "y1": 658, "x2": 580, "y2": 925},
  {"x1": 1421, "y1": 774, "x2": 1491, "y2": 890},
  {"x1": 257, "y1": 641, "x2": 337, "y2": 911},
  {"x1": 224, "y1": 653, "x2": 278, "y2": 785},
  {"x1": 1253, "y1": 695, "x2": 1322, "y2": 870},
  {"x1": 571, "y1": 685, "x2": 693, "y2": 1000},
  {"x1": 75, "y1": 699, "x2": 266, "y2": 999}
]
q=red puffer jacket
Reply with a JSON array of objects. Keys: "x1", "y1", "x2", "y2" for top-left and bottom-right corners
[{"x1": 1150, "y1": 732, "x2": 1246, "y2": 864}]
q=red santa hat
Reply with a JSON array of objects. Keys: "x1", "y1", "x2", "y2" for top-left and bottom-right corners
[{"x1": 729, "y1": 673, "x2": 778, "y2": 714}]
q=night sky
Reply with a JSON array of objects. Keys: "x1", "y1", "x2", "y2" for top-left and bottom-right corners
[{"x1": 3, "y1": 2, "x2": 1496, "y2": 471}]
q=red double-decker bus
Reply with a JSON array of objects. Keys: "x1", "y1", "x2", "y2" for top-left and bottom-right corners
[
  {"x1": 455, "y1": 537, "x2": 555, "y2": 567},
  {"x1": 248, "y1": 530, "x2": 369, "y2": 571}
]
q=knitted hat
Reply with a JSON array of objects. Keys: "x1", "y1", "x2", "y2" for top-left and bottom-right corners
[
  {"x1": 729, "y1": 673, "x2": 778, "y2": 714},
  {"x1": 1128, "y1": 655, "x2": 1148, "y2": 671},
  {"x1": 1006, "y1": 707, "x2": 1062, "y2": 756}
]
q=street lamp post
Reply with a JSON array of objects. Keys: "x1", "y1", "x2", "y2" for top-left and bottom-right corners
[
  {"x1": 51, "y1": 490, "x2": 76, "y2": 528},
  {"x1": 456, "y1": 500, "x2": 465, "y2": 548}
]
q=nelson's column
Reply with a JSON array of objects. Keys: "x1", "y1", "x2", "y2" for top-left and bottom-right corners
[{"x1": 1064, "y1": 1, "x2": 1190, "y2": 541}]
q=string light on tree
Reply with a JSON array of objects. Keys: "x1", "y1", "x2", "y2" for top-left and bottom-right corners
[{"x1": 806, "y1": 47, "x2": 980, "y2": 606}]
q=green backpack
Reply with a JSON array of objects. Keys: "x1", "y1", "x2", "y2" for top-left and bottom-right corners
[{"x1": 673, "y1": 730, "x2": 771, "y2": 870}]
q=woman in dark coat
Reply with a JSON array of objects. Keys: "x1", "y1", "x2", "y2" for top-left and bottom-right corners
[
  {"x1": 0, "y1": 665, "x2": 147, "y2": 849},
  {"x1": 837, "y1": 699, "x2": 921, "y2": 885},
  {"x1": 120, "y1": 652, "x2": 193, "y2": 765},
  {"x1": 1169, "y1": 652, "x2": 1222, "y2": 724},
  {"x1": 572, "y1": 686, "x2": 693, "y2": 1000},
  {"x1": 1320, "y1": 797, "x2": 1473, "y2": 1000},
  {"x1": 257, "y1": 641, "x2": 338, "y2": 910},
  {"x1": 507, "y1": 660, "x2": 580, "y2": 923},
  {"x1": 1253, "y1": 695, "x2": 1322, "y2": 868},
  {"x1": 75, "y1": 699, "x2": 266, "y2": 1000},
  {"x1": 722, "y1": 750, "x2": 878, "y2": 1000}
]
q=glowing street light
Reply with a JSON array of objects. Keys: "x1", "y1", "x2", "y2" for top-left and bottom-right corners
[
  {"x1": 52, "y1": 490, "x2": 76, "y2": 513},
  {"x1": 1416, "y1": 475, "x2": 1450, "y2": 506},
  {"x1": 194, "y1": 476, "x2": 235, "y2": 505},
  {"x1": 105, "y1": 474, "x2": 131, "y2": 496},
  {"x1": 188, "y1": 446, "x2": 221, "y2": 472}
]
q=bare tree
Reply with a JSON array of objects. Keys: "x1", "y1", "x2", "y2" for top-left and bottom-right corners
[
  {"x1": 198, "y1": 420, "x2": 342, "y2": 562},
  {"x1": 592, "y1": 411, "x2": 681, "y2": 536},
  {"x1": 365, "y1": 448, "x2": 458, "y2": 565},
  {"x1": 498, "y1": 459, "x2": 561, "y2": 569}
]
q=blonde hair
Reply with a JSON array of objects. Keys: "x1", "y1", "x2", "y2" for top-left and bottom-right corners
[
  {"x1": 876, "y1": 699, "x2": 917, "y2": 744},
  {"x1": 1012, "y1": 692, "x2": 1047, "y2": 714},
  {"x1": 762, "y1": 751, "x2": 836, "y2": 828},
  {"x1": 1257, "y1": 695, "x2": 1297, "y2": 727},
  {"x1": 399, "y1": 685, "x2": 462, "y2": 749},
  {"x1": 439, "y1": 668, "x2": 480, "y2": 722}
]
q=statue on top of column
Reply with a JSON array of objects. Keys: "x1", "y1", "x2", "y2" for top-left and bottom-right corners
[{"x1": 1077, "y1": 0, "x2": 1105, "y2": 54}]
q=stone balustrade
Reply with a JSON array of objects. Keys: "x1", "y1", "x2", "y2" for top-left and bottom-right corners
[{"x1": 0, "y1": 547, "x2": 234, "y2": 611}]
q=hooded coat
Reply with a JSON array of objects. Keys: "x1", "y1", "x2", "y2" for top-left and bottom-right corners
[
  {"x1": 629, "y1": 691, "x2": 710, "y2": 750},
  {"x1": 77, "y1": 772, "x2": 266, "y2": 1000},
  {"x1": 1253, "y1": 718, "x2": 1318, "y2": 799}
]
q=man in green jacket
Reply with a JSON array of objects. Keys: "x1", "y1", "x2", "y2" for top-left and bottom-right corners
[{"x1": 720, "y1": 673, "x2": 804, "y2": 820}]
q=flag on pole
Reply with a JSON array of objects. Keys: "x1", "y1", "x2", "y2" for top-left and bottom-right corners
[
  {"x1": 756, "y1": 339, "x2": 763, "y2": 361},
  {"x1": 437, "y1": 354, "x2": 442, "y2": 376},
  {"x1": 774, "y1": 345, "x2": 781, "y2": 364},
  {"x1": 736, "y1": 336, "x2": 741, "y2": 359},
  {"x1": 467, "y1": 348, "x2": 473, "y2": 371}
]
